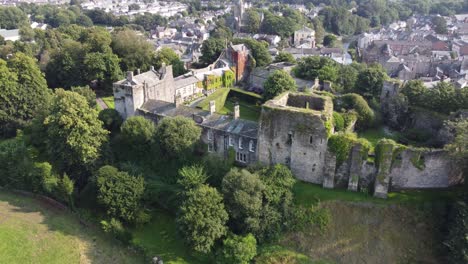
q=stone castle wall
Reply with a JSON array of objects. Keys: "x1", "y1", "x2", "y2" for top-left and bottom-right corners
[{"x1": 258, "y1": 93, "x2": 333, "y2": 183}]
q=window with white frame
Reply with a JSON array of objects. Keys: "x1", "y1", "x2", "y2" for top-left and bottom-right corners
[
  {"x1": 207, "y1": 129, "x2": 212, "y2": 140},
  {"x1": 229, "y1": 136, "x2": 234, "y2": 146},
  {"x1": 238, "y1": 137, "x2": 243, "y2": 149},
  {"x1": 235, "y1": 152, "x2": 247, "y2": 163},
  {"x1": 249, "y1": 140, "x2": 254, "y2": 152}
]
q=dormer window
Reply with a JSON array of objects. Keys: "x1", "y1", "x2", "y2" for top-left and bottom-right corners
[
  {"x1": 239, "y1": 137, "x2": 243, "y2": 149},
  {"x1": 249, "y1": 140, "x2": 254, "y2": 152},
  {"x1": 229, "y1": 136, "x2": 234, "y2": 146},
  {"x1": 207, "y1": 129, "x2": 213, "y2": 140}
]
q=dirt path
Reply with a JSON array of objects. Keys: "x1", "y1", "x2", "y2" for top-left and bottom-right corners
[{"x1": 96, "y1": 98, "x2": 108, "y2": 110}]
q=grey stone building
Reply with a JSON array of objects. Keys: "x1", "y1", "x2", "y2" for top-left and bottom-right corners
[{"x1": 257, "y1": 92, "x2": 334, "y2": 183}]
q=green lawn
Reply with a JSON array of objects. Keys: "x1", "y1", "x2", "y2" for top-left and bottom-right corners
[
  {"x1": 222, "y1": 99, "x2": 261, "y2": 121},
  {"x1": 293, "y1": 181, "x2": 462, "y2": 207},
  {"x1": 0, "y1": 189, "x2": 143, "y2": 264},
  {"x1": 101, "y1": 96, "x2": 115, "y2": 109},
  {"x1": 198, "y1": 88, "x2": 262, "y2": 121},
  {"x1": 197, "y1": 88, "x2": 230, "y2": 112},
  {"x1": 131, "y1": 209, "x2": 213, "y2": 264},
  {"x1": 358, "y1": 127, "x2": 401, "y2": 150}
]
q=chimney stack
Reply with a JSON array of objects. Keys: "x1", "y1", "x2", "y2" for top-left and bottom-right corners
[
  {"x1": 150, "y1": 65, "x2": 155, "y2": 71},
  {"x1": 233, "y1": 102, "x2": 240, "y2": 119},
  {"x1": 209, "y1": 100, "x2": 216, "y2": 115},
  {"x1": 127, "y1": 71, "x2": 133, "y2": 81},
  {"x1": 137, "y1": 68, "x2": 141, "y2": 75}
]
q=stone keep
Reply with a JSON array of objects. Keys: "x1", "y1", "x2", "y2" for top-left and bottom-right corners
[
  {"x1": 113, "y1": 65, "x2": 175, "y2": 119},
  {"x1": 257, "y1": 93, "x2": 333, "y2": 183}
]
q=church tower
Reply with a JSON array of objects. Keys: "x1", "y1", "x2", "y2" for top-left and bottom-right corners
[{"x1": 234, "y1": 0, "x2": 244, "y2": 31}]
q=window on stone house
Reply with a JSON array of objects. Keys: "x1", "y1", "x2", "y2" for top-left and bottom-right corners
[
  {"x1": 229, "y1": 136, "x2": 234, "y2": 146},
  {"x1": 235, "y1": 152, "x2": 247, "y2": 163},
  {"x1": 207, "y1": 129, "x2": 212, "y2": 140},
  {"x1": 249, "y1": 140, "x2": 254, "y2": 152},
  {"x1": 208, "y1": 142, "x2": 214, "y2": 152},
  {"x1": 239, "y1": 137, "x2": 243, "y2": 149}
]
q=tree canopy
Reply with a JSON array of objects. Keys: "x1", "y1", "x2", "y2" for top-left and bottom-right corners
[
  {"x1": 154, "y1": 116, "x2": 201, "y2": 158},
  {"x1": 177, "y1": 184, "x2": 228, "y2": 253},
  {"x1": 263, "y1": 70, "x2": 296, "y2": 100}
]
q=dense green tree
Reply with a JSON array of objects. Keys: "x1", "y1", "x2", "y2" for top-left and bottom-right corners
[
  {"x1": 96, "y1": 165, "x2": 145, "y2": 222},
  {"x1": 45, "y1": 39, "x2": 86, "y2": 88},
  {"x1": 311, "y1": 17, "x2": 325, "y2": 44},
  {"x1": 323, "y1": 34, "x2": 338, "y2": 47},
  {"x1": 222, "y1": 168, "x2": 264, "y2": 234},
  {"x1": 71, "y1": 86, "x2": 96, "y2": 108},
  {"x1": 0, "y1": 53, "x2": 51, "y2": 137},
  {"x1": 155, "y1": 47, "x2": 187, "y2": 77},
  {"x1": 293, "y1": 56, "x2": 339, "y2": 82},
  {"x1": 154, "y1": 116, "x2": 201, "y2": 158},
  {"x1": 402, "y1": 80, "x2": 426, "y2": 106},
  {"x1": 0, "y1": 7, "x2": 28, "y2": 29},
  {"x1": 83, "y1": 52, "x2": 122, "y2": 91},
  {"x1": 82, "y1": 27, "x2": 113, "y2": 53},
  {"x1": 76, "y1": 14, "x2": 93, "y2": 27},
  {"x1": 57, "y1": 173, "x2": 75, "y2": 208},
  {"x1": 244, "y1": 9, "x2": 261, "y2": 33},
  {"x1": 233, "y1": 38, "x2": 272, "y2": 67},
  {"x1": 354, "y1": 65, "x2": 387, "y2": 99},
  {"x1": 445, "y1": 119, "x2": 468, "y2": 174},
  {"x1": 445, "y1": 201, "x2": 468, "y2": 264},
  {"x1": 98, "y1": 109, "x2": 123, "y2": 134},
  {"x1": 111, "y1": 29, "x2": 156, "y2": 71},
  {"x1": 177, "y1": 165, "x2": 208, "y2": 191},
  {"x1": 118, "y1": 116, "x2": 156, "y2": 159},
  {"x1": 44, "y1": 89, "x2": 108, "y2": 179},
  {"x1": 273, "y1": 52, "x2": 296, "y2": 64},
  {"x1": 200, "y1": 37, "x2": 225, "y2": 66},
  {"x1": 19, "y1": 24, "x2": 35, "y2": 42},
  {"x1": 218, "y1": 233, "x2": 257, "y2": 264},
  {"x1": 432, "y1": 16, "x2": 448, "y2": 34},
  {"x1": 263, "y1": 70, "x2": 296, "y2": 100},
  {"x1": 338, "y1": 64, "x2": 360, "y2": 93},
  {"x1": 257, "y1": 164, "x2": 295, "y2": 208},
  {"x1": 177, "y1": 184, "x2": 228, "y2": 253}
]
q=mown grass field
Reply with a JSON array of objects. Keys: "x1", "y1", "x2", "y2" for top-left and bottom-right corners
[{"x1": 0, "y1": 189, "x2": 143, "y2": 264}]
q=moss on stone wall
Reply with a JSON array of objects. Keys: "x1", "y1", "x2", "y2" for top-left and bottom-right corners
[
  {"x1": 409, "y1": 151, "x2": 426, "y2": 170},
  {"x1": 333, "y1": 112, "x2": 345, "y2": 132},
  {"x1": 374, "y1": 139, "x2": 408, "y2": 183}
]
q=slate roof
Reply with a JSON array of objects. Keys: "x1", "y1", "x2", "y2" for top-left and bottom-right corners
[
  {"x1": 139, "y1": 99, "x2": 258, "y2": 139},
  {"x1": 174, "y1": 75, "x2": 200, "y2": 89}
]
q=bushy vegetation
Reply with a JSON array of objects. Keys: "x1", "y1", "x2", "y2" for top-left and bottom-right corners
[
  {"x1": 328, "y1": 132, "x2": 371, "y2": 166},
  {"x1": 263, "y1": 70, "x2": 297, "y2": 100},
  {"x1": 402, "y1": 80, "x2": 468, "y2": 115},
  {"x1": 334, "y1": 93, "x2": 375, "y2": 129}
]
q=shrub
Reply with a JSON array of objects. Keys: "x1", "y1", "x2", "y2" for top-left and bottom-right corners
[
  {"x1": 101, "y1": 218, "x2": 132, "y2": 242},
  {"x1": 333, "y1": 112, "x2": 345, "y2": 132},
  {"x1": 177, "y1": 184, "x2": 228, "y2": 253},
  {"x1": 154, "y1": 116, "x2": 202, "y2": 158},
  {"x1": 96, "y1": 165, "x2": 145, "y2": 223},
  {"x1": 291, "y1": 204, "x2": 331, "y2": 232},
  {"x1": 98, "y1": 108, "x2": 123, "y2": 134},
  {"x1": 328, "y1": 132, "x2": 371, "y2": 166},
  {"x1": 445, "y1": 201, "x2": 468, "y2": 264},
  {"x1": 335, "y1": 93, "x2": 375, "y2": 129},
  {"x1": 217, "y1": 233, "x2": 257, "y2": 264}
]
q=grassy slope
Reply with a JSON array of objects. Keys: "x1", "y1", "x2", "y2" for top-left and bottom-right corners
[
  {"x1": 281, "y1": 182, "x2": 459, "y2": 264},
  {"x1": 197, "y1": 88, "x2": 230, "y2": 112},
  {"x1": 0, "y1": 190, "x2": 143, "y2": 264}
]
